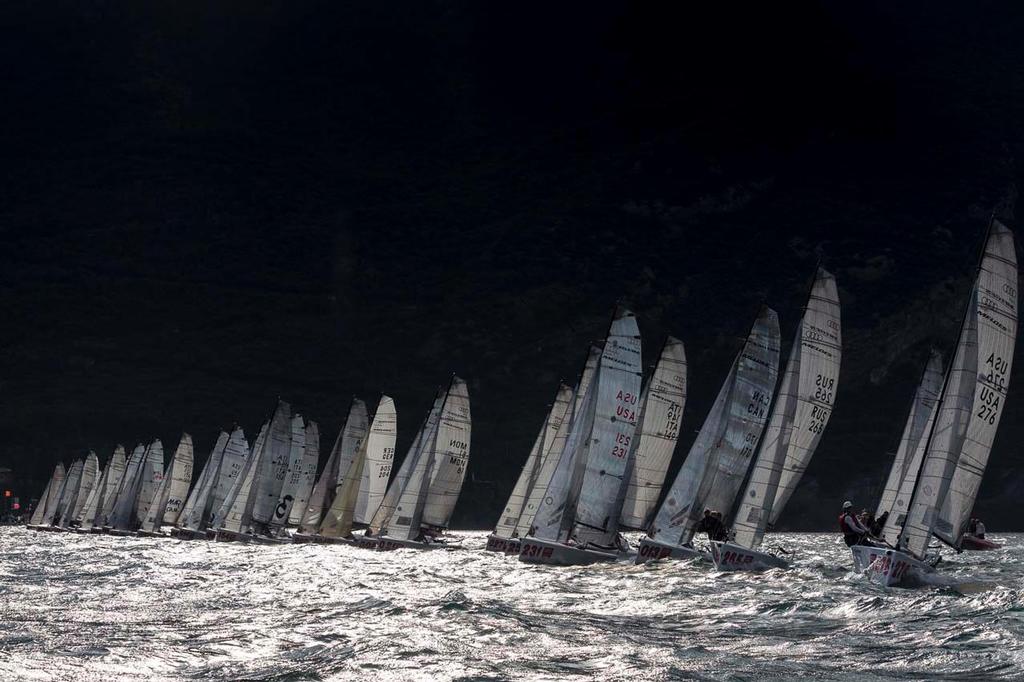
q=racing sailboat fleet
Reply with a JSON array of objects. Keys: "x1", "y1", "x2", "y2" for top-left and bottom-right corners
[{"x1": 22, "y1": 223, "x2": 1019, "y2": 584}]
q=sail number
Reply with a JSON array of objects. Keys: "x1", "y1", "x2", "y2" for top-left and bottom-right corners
[
  {"x1": 978, "y1": 353, "x2": 1008, "y2": 425},
  {"x1": 747, "y1": 391, "x2": 771, "y2": 419},
  {"x1": 664, "y1": 401, "x2": 681, "y2": 439},
  {"x1": 382, "y1": 447, "x2": 395, "y2": 461},
  {"x1": 379, "y1": 464, "x2": 392, "y2": 479},
  {"x1": 814, "y1": 374, "x2": 835, "y2": 403}
]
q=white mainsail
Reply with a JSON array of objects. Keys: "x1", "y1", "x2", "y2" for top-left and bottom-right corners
[
  {"x1": 29, "y1": 463, "x2": 64, "y2": 526},
  {"x1": 900, "y1": 287, "x2": 979, "y2": 558},
  {"x1": 217, "y1": 421, "x2": 268, "y2": 535},
  {"x1": 935, "y1": 222, "x2": 1017, "y2": 547},
  {"x1": 66, "y1": 451, "x2": 99, "y2": 526},
  {"x1": 208, "y1": 427, "x2": 248, "y2": 527},
  {"x1": 96, "y1": 445, "x2": 127, "y2": 527},
  {"x1": 269, "y1": 414, "x2": 307, "y2": 531},
  {"x1": 524, "y1": 345, "x2": 602, "y2": 541},
  {"x1": 297, "y1": 404, "x2": 357, "y2": 533},
  {"x1": 287, "y1": 421, "x2": 320, "y2": 526},
  {"x1": 650, "y1": 306, "x2": 780, "y2": 547},
  {"x1": 369, "y1": 391, "x2": 444, "y2": 536},
  {"x1": 177, "y1": 431, "x2": 229, "y2": 531},
  {"x1": 619, "y1": 336, "x2": 687, "y2": 530},
  {"x1": 107, "y1": 444, "x2": 146, "y2": 530},
  {"x1": 318, "y1": 401, "x2": 370, "y2": 537},
  {"x1": 54, "y1": 459, "x2": 84, "y2": 527},
  {"x1": 162, "y1": 434, "x2": 194, "y2": 524},
  {"x1": 765, "y1": 269, "x2": 842, "y2": 528},
  {"x1": 77, "y1": 465, "x2": 106, "y2": 528},
  {"x1": 422, "y1": 376, "x2": 472, "y2": 530},
  {"x1": 494, "y1": 383, "x2": 572, "y2": 539},
  {"x1": 572, "y1": 310, "x2": 643, "y2": 547},
  {"x1": 354, "y1": 396, "x2": 398, "y2": 526},
  {"x1": 875, "y1": 350, "x2": 944, "y2": 523},
  {"x1": 251, "y1": 401, "x2": 293, "y2": 527},
  {"x1": 134, "y1": 440, "x2": 165, "y2": 528}
]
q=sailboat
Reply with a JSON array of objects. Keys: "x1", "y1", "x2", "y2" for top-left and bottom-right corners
[
  {"x1": 103, "y1": 443, "x2": 147, "y2": 533},
  {"x1": 293, "y1": 399, "x2": 369, "y2": 543},
  {"x1": 286, "y1": 421, "x2": 321, "y2": 528},
  {"x1": 91, "y1": 445, "x2": 127, "y2": 532},
  {"x1": 711, "y1": 269, "x2": 842, "y2": 571},
  {"x1": 636, "y1": 306, "x2": 780, "y2": 564},
  {"x1": 314, "y1": 396, "x2": 398, "y2": 544},
  {"x1": 376, "y1": 376, "x2": 472, "y2": 551},
  {"x1": 357, "y1": 391, "x2": 445, "y2": 549},
  {"x1": 247, "y1": 402, "x2": 294, "y2": 541},
  {"x1": 50, "y1": 458, "x2": 84, "y2": 530},
  {"x1": 138, "y1": 434, "x2": 194, "y2": 537},
  {"x1": 27, "y1": 463, "x2": 65, "y2": 530},
  {"x1": 486, "y1": 383, "x2": 574, "y2": 553},
  {"x1": 203, "y1": 427, "x2": 250, "y2": 538},
  {"x1": 853, "y1": 220, "x2": 1017, "y2": 586},
  {"x1": 172, "y1": 431, "x2": 229, "y2": 539},
  {"x1": 518, "y1": 308, "x2": 643, "y2": 566},
  {"x1": 262, "y1": 414, "x2": 309, "y2": 541}
]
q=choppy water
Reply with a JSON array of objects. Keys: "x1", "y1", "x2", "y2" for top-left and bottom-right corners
[{"x1": 1, "y1": 529, "x2": 1022, "y2": 681}]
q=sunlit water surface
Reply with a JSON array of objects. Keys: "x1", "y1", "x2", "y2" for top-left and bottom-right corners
[{"x1": 1, "y1": 529, "x2": 1023, "y2": 680}]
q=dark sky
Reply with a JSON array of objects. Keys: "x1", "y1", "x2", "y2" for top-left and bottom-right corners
[{"x1": 1, "y1": 1, "x2": 1022, "y2": 528}]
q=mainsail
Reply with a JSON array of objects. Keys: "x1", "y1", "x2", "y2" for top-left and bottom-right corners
[
  {"x1": 733, "y1": 269, "x2": 842, "y2": 549},
  {"x1": 29, "y1": 463, "x2": 64, "y2": 526},
  {"x1": 53, "y1": 459, "x2": 84, "y2": 527},
  {"x1": 216, "y1": 421, "x2": 269, "y2": 535},
  {"x1": 287, "y1": 421, "x2": 320, "y2": 526},
  {"x1": 208, "y1": 427, "x2": 248, "y2": 527},
  {"x1": 422, "y1": 376, "x2": 472, "y2": 530},
  {"x1": 178, "y1": 431, "x2": 229, "y2": 531},
  {"x1": 935, "y1": 222, "x2": 1017, "y2": 547},
  {"x1": 649, "y1": 306, "x2": 780, "y2": 547},
  {"x1": 875, "y1": 350, "x2": 944, "y2": 523},
  {"x1": 251, "y1": 401, "x2": 293, "y2": 527},
  {"x1": 76, "y1": 464, "x2": 107, "y2": 528},
  {"x1": 65, "y1": 451, "x2": 99, "y2": 526},
  {"x1": 354, "y1": 396, "x2": 398, "y2": 526},
  {"x1": 269, "y1": 414, "x2": 307, "y2": 531},
  {"x1": 107, "y1": 444, "x2": 146, "y2": 530},
  {"x1": 571, "y1": 309, "x2": 643, "y2": 547},
  {"x1": 619, "y1": 336, "x2": 688, "y2": 531},
  {"x1": 96, "y1": 445, "x2": 127, "y2": 527},
  {"x1": 297, "y1": 402, "x2": 359, "y2": 533},
  {"x1": 318, "y1": 400, "x2": 370, "y2": 537},
  {"x1": 140, "y1": 434, "x2": 193, "y2": 532},
  {"x1": 134, "y1": 440, "x2": 165, "y2": 528}
]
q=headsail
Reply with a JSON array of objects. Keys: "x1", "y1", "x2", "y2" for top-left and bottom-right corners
[
  {"x1": 650, "y1": 306, "x2": 780, "y2": 547},
  {"x1": 318, "y1": 400, "x2": 370, "y2": 537},
  {"x1": 619, "y1": 337, "x2": 687, "y2": 531}
]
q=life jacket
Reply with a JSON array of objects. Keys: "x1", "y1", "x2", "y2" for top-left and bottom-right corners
[{"x1": 838, "y1": 512, "x2": 853, "y2": 534}]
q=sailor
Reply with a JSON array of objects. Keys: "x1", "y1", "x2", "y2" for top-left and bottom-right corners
[
  {"x1": 839, "y1": 500, "x2": 871, "y2": 546},
  {"x1": 968, "y1": 518, "x2": 987, "y2": 539},
  {"x1": 871, "y1": 510, "x2": 889, "y2": 537},
  {"x1": 697, "y1": 509, "x2": 728, "y2": 542}
]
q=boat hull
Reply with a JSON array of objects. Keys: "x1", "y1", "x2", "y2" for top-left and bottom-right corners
[
  {"x1": 634, "y1": 537, "x2": 707, "y2": 564},
  {"x1": 377, "y1": 536, "x2": 449, "y2": 551},
  {"x1": 135, "y1": 530, "x2": 167, "y2": 538},
  {"x1": 107, "y1": 529, "x2": 136, "y2": 537},
  {"x1": 850, "y1": 545, "x2": 933, "y2": 587},
  {"x1": 485, "y1": 533, "x2": 515, "y2": 553},
  {"x1": 171, "y1": 527, "x2": 210, "y2": 541},
  {"x1": 710, "y1": 542, "x2": 789, "y2": 571},
  {"x1": 214, "y1": 529, "x2": 253, "y2": 543},
  {"x1": 518, "y1": 536, "x2": 619, "y2": 566},
  {"x1": 353, "y1": 535, "x2": 380, "y2": 550},
  {"x1": 961, "y1": 534, "x2": 1001, "y2": 551}
]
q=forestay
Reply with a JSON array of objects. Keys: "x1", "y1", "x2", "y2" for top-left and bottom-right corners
[
  {"x1": 619, "y1": 337, "x2": 687, "y2": 531},
  {"x1": 936, "y1": 222, "x2": 1017, "y2": 547},
  {"x1": 650, "y1": 306, "x2": 780, "y2": 547}
]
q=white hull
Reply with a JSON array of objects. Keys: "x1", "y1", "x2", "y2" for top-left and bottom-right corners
[
  {"x1": 850, "y1": 545, "x2": 933, "y2": 587},
  {"x1": 518, "y1": 536, "x2": 620, "y2": 566},
  {"x1": 710, "y1": 541, "x2": 789, "y2": 571},
  {"x1": 634, "y1": 537, "x2": 708, "y2": 564}
]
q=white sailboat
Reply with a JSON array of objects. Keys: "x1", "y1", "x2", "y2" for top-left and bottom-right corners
[
  {"x1": 507, "y1": 346, "x2": 602, "y2": 554},
  {"x1": 358, "y1": 391, "x2": 444, "y2": 549},
  {"x1": 295, "y1": 399, "x2": 369, "y2": 543},
  {"x1": 353, "y1": 396, "x2": 398, "y2": 527},
  {"x1": 173, "y1": 431, "x2": 229, "y2": 539},
  {"x1": 265, "y1": 414, "x2": 308, "y2": 539},
  {"x1": 123, "y1": 440, "x2": 164, "y2": 536},
  {"x1": 205, "y1": 426, "x2": 249, "y2": 538},
  {"x1": 138, "y1": 434, "x2": 194, "y2": 537},
  {"x1": 853, "y1": 220, "x2": 1017, "y2": 586},
  {"x1": 486, "y1": 383, "x2": 573, "y2": 553},
  {"x1": 104, "y1": 444, "x2": 147, "y2": 533},
  {"x1": 52, "y1": 458, "x2": 84, "y2": 530},
  {"x1": 215, "y1": 420, "x2": 270, "y2": 542},
  {"x1": 249, "y1": 401, "x2": 293, "y2": 537},
  {"x1": 519, "y1": 308, "x2": 643, "y2": 566},
  {"x1": 74, "y1": 459, "x2": 108, "y2": 533},
  {"x1": 27, "y1": 463, "x2": 65, "y2": 530},
  {"x1": 286, "y1": 421, "x2": 321, "y2": 527},
  {"x1": 636, "y1": 306, "x2": 780, "y2": 564},
  {"x1": 377, "y1": 376, "x2": 471, "y2": 551},
  {"x1": 712, "y1": 269, "x2": 841, "y2": 571}
]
